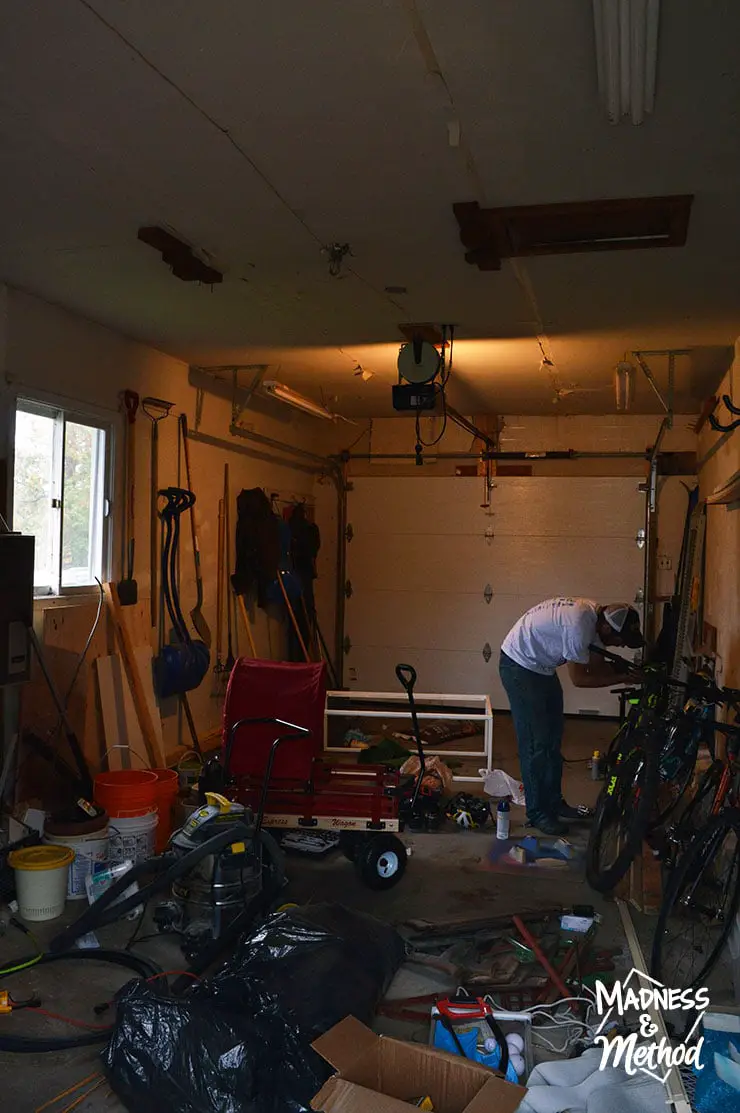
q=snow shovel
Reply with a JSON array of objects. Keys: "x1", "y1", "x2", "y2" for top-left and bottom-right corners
[
  {"x1": 117, "y1": 390, "x2": 139, "y2": 605},
  {"x1": 396, "y1": 663, "x2": 427, "y2": 818},
  {"x1": 179, "y1": 413, "x2": 211, "y2": 647}
]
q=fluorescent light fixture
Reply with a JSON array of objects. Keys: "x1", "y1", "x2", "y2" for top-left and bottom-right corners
[
  {"x1": 593, "y1": 0, "x2": 660, "y2": 125},
  {"x1": 262, "y1": 380, "x2": 335, "y2": 421}
]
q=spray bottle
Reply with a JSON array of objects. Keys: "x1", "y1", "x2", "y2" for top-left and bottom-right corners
[
  {"x1": 496, "y1": 796, "x2": 511, "y2": 840},
  {"x1": 591, "y1": 750, "x2": 601, "y2": 780}
]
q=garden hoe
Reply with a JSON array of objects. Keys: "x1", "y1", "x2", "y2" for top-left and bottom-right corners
[
  {"x1": 142, "y1": 396, "x2": 173, "y2": 631},
  {"x1": 224, "y1": 464, "x2": 236, "y2": 676},
  {"x1": 212, "y1": 496, "x2": 226, "y2": 695},
  {"x1": 180, "y1": 413, "x2": 211, "y2": 648},
  {"x1": 117, "y1": 390, "x2": 139, "y2": 605}
]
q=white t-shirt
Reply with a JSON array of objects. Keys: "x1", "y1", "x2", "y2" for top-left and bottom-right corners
[{"x1": 501, "y1": 597, "x2": 599, "y2": 676}]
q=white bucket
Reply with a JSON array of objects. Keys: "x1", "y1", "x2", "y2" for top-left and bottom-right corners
[
  {"x1": 108, "y1": 810, "x2": 158, "y2": 866},
  {"x1": 9, "y1": 845, "x2": 74, "y2": 922},
  {"x1": 45, "y1": 827, "x2": 110, "y2": 900}
]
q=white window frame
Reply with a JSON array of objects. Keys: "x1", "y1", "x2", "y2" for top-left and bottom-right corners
[{"x1": 10, "y1": 393, "x2": 114, "y2": 597}]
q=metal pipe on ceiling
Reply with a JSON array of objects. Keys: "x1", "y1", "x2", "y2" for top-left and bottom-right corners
[
  {"x1": 341, "y1": 450, "x2": 650, "y2": 461},
  {"x1": 229, "y1": 423, "x2": 339, "y2": 472},
  {"x1": 188, "y1": 429, "x2": 325, "y2": 477}
]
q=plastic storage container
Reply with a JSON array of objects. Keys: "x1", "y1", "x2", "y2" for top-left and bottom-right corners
[
  {"x1": 108, "y1": 811, "x2": 158, "y2": 865},
  {"x1": 9, "y1": 845, "x2": 74, "y2": 921},
  {"x1": 94, "y1": 769, "x2": 158, "y2": 819},
  {"x1": 44, "y1": 813, "x2": 110, "y2": 900}
]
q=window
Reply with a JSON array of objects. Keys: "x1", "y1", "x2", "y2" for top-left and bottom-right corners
[{"x1": 12, "y1": 399, "x2": 111, "y2": 594}]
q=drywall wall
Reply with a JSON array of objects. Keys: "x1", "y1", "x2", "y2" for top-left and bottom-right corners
[
  {"x1": 1, "y1": 287, "x2": 340, "y2": 752},
  {"x1": 699, "y1": 343, "x2": 740, "y2": 688}
]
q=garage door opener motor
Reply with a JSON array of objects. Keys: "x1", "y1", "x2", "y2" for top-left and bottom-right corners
[{"x1": 392, "y1": 326, "x2": 453, "y2": 465}]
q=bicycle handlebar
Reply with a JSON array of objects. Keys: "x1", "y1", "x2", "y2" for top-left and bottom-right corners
[{"x1": 590, "y1": 644, "x2": 740, "y2": 708}]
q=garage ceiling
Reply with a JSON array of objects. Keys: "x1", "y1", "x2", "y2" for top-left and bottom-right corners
[{"x1": 0, "y1": 1, "x2": 738, "y2": 415}]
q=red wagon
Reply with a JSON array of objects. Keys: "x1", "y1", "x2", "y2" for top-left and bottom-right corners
[{"x1": 221, "y1": 657, "x2": 415, "y2": 888}]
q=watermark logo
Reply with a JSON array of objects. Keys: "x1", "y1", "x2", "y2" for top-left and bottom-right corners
[{"x1": 593, "y1": 968, "x2": 709, "y2": 1083}]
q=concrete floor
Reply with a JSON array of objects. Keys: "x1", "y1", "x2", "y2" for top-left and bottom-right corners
[{"x1": 0, "y1": 716, "x2": 648, "y2": 1112}]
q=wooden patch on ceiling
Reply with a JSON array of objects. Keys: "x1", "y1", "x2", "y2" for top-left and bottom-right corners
[
  {"x1": 398, "y1": 323, "x2": 446, "y2": 346},
  {"x1": 452, "y1": 195, "x2": 694, "y2": 271}
]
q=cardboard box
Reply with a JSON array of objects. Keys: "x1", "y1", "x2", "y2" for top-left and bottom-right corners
[{"x1": 311, "y1": 1015, "x2": 527, "y2": 1113}]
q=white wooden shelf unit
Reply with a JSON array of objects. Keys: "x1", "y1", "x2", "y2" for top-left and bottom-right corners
[{"x1": 324, "y1": 690, "x2": 493, "y2": 783}]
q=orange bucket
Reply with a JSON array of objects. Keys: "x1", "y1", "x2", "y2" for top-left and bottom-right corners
[
  {"x1": 94, "y1": 769, "x2": 158, "y2": 820},
  {"x1": 152, "y1": 768, "x2": 179, "y2": 852}
]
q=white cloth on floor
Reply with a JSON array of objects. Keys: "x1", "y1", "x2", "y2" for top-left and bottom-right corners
[{"x1": 516, "y1": 1047, "x2": 666, "y2": 1113}]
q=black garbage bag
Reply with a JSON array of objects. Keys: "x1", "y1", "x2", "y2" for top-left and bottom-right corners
[
  {"x1": 106, "y1": 903, "x2": 405, "y2": 1113},
  {"x1": 199, "y1": 901, "x2": 406, "y2": 1039}
]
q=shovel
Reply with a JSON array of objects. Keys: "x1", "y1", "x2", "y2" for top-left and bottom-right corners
[
  {"x1": 117, "y1": 390, "x2": 139, "y2": 605},
  {"x1": 179, "y1": 414, "x2": 211, "y2": 647},
  {"x1": 142, "y1": 396, "x2": 173, "y2": 630}
]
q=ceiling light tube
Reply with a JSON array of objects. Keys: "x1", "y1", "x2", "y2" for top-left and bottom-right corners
[
  {"x1": 630, "y1": 0, "x2": 646, "y2": 125},
  {"x1": 262, "y1": 380, "x2": 335, "y2": 421},
  {"x1": 644, "y1": 0, "x2": 660, "y2": 112},
  {"x1": 593, "y1": 0, "x2": 660, "y2": 125}
]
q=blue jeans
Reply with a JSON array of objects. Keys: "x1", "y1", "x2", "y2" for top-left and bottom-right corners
[{"x1": 499, "y1": 651, "x2": 564, "y2": 827}]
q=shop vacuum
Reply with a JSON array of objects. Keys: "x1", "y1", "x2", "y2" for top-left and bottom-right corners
[{"x1": 51, "y1": 782, "x2": 286, "y2": 964}]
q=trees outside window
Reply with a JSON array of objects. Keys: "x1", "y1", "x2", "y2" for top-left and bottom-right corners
[{"x1": 13, "y1": 401, "x2": 110, "y2": 593}]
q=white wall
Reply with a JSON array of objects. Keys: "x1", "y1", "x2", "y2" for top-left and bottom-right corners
[
  {"x1": 1, "y1": 287, "x2": 340, "y2": 751},
  {"x1": 699, "y1": 342, "x2": 740, "y2": 688}
]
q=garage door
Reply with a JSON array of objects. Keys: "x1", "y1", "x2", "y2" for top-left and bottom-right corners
[{"x1": 344, "y1": 476, "x2": 645, "y2": 715}]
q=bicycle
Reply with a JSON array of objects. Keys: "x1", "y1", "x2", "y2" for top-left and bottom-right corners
[
  {"x1": 586, "y1": 648, "x2": 722, "y2": 893},
  {"x1": 650, "y1": 690, "x2": 740, "y2": 990}
]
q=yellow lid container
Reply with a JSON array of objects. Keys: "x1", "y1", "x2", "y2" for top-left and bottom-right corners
[{"x1": 9, "y1": 845, "x2": 74, "y2": 872}]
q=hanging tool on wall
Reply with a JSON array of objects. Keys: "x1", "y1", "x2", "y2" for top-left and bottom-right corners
[
  {"x1": 142, "y1": 398, "x2": 174, "y2": 631},
  {"x1": 179, "y1": 414, "x2": 211, "y2": 648},
  {"x1": 270, "y1": 514, "x2": 311, "y2": 662},
  {"x1": 236, "y1": 594, "x2": 258, "y2": 657},
  {"x1": 708, "y1": 393, "x2": 740, "y2": 434},
  {"x1": 212, "y1": 497, "x2": 226, "y2": 695},
  {"x1": 153, "y1": 488, "x2": 210, "y2": 699},
  {"x1": 223, "y1": 465, "x2": 236, "y2": 674},
  {"x1": 117, "y1": 391, "x2": 139, "y2": 605}
]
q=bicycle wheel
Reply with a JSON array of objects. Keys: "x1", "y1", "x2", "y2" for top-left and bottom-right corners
[
  {"x1": 675, "y1": 760, "x2": 725, "y2": 840},
  {"x1": 657, "y1": 759, "x2": 725, "y2": 887},
  {"x1": 648, "y1": 717, "x2": 700, "y2": 833},
  {"x1": 586, "y1": 721, "x2": 661, "y2": 893},
  {"x1": 651, "y1": 809, "x2": 740, "y2": 989}
]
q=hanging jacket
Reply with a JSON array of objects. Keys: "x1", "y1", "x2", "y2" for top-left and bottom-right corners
[
  {"x1": 232, "y1": 487, "x2": 280, "y2": 607},
  {"x1": 287, "y1": 503, "x2": 321, "y2": 618}
]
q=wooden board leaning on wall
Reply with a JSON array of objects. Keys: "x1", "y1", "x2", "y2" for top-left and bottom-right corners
[{"x1": 17, "y1": 597, "x2": 157, "y2": 808}]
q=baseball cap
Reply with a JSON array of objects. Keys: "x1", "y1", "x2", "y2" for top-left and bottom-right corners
[{"x1": 603, "y1": 603, "x2": 645, "y2": 649}]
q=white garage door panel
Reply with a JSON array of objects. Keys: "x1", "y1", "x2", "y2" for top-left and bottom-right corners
[
  {"x1": 347, "y1": 590, "x2": 506, "y2": 654},
  {"x1": 347, "y1": 647, "x2": 618, "y2": 718},
  {"x1": 489, "y1": 536, "x2": 643, "y2": 598},
  {"x1": 347, "y1": 532, "x2": 640, "y2": 603},
  {"x1": 347, "y1": 532, "x2": 497, "y2": 593},
  {"x1": 349, "y1": 477, "x2": 488, "y2": 536},
  {"x1": 489, "y1": 477, "x2": 644, "y2": 537},
  {"x1": 346, "y1": 645, "x2": 499, "y2": 701},
  {"x1": 345, "y1": 476, "x2": 644, "y2": 715}
]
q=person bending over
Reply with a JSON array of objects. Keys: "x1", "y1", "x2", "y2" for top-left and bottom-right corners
[{"x1": 499, "y1": 598, "x2": 644, "y2": 836}]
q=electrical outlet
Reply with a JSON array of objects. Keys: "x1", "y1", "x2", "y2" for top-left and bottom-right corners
[
  {"x1": 348, "y1": 667, "x2": 358, "y2": 682},
  {"x1": 658, "y1": 555, "x2": 672, "y2": 571}
]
